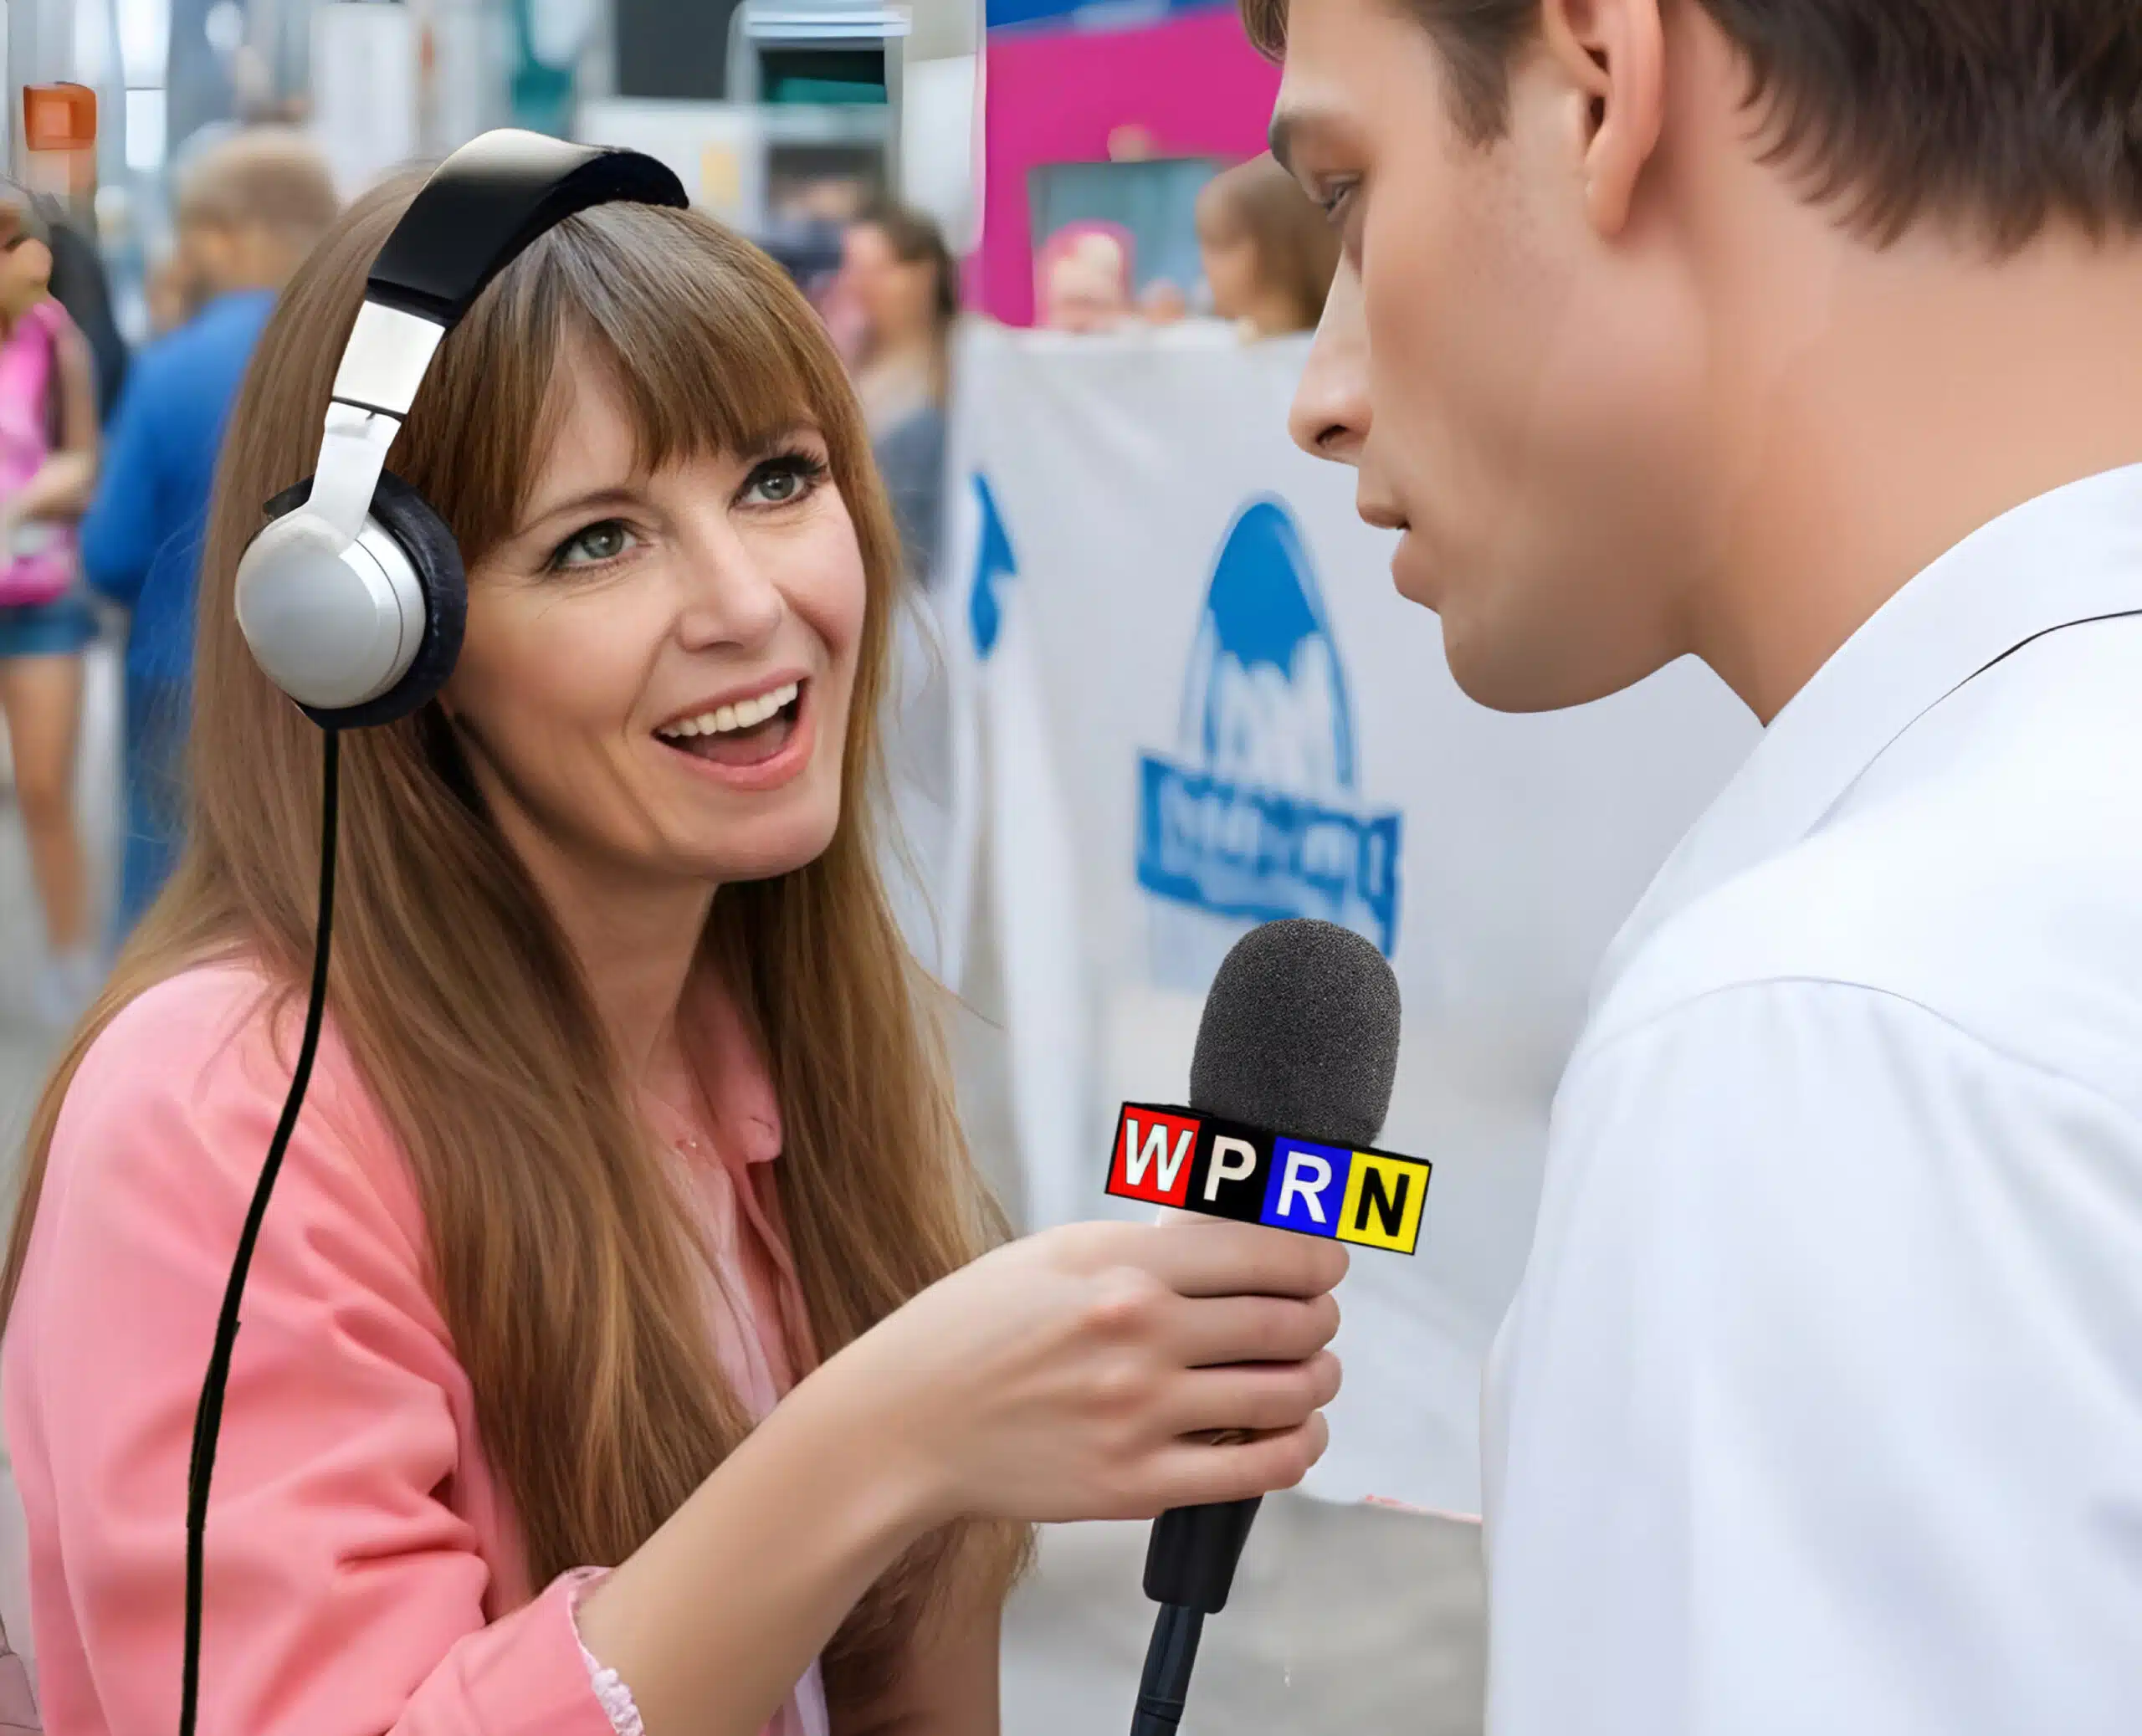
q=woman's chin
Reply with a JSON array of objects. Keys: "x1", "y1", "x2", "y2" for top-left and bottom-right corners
[{"x1": 676, "y1": 803, "x2": 843, "y2": 887}]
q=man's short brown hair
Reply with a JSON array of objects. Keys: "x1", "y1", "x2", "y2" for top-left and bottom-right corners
[
  {"x1": 175, "y1": 126, "x2": 341, "y2": 247},
  {"x1": 1242, "y1": 0, "x2": 2142, "y2": 250}
]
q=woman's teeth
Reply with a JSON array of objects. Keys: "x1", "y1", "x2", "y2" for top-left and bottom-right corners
[{"x1": 657, "y1": 680, "x2": 801, "y2": 740}]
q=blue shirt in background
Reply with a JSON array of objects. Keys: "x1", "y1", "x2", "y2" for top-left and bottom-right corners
[
  {"x1": 81, "y1": 288, "x2": 275, "y2": 689},
  {"x1": 80, "y1": 288, "x2": 276, "y2": 938}
]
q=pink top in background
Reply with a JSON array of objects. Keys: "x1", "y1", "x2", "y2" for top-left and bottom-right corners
[
  {"x1": 0, "y1": 298, "x2": 79, "y2": 609},
  {"x1": 2, "y1": 962, "x2": 829, "y2": 1736}
]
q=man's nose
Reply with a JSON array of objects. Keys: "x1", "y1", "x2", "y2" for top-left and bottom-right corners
[{"x1": 1289, "y1": 258, "x2": 1370, "y2": 466}]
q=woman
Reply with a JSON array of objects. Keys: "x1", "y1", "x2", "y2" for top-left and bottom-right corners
[
  {"x1": 838, "y1": 204, "x2": 958, "y2": 583},
  {"x1": 1195, "y1": 154, "x2": 1341, "y2": 341},
  {"x1": 0, "y1": 189, "x2": 101, "y2": 1029},
  {"x1": 0, "y1": 176, "x2": 1342, "y2": 1734}
]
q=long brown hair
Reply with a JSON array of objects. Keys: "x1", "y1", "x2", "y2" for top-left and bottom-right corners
[{"x1": 1, "y1": 173, "x2": 1021, "y2": 1710}]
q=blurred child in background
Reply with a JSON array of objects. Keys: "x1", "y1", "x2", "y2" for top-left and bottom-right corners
[
  {"x1": 1196, "y1": 153, "x2": 1340, "y2": 339},
  {"x1": 81, "y1": 127, "x2": 337, "y2": 943},
  {"x1": 0, "y1": 188, "x2": 102, "y2": 1029}
]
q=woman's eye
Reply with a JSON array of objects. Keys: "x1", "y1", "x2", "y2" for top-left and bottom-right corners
[
  {"x1": 551, "y1": 520, "x2": 636, "y2": 570},
  {"x1": 742, "y1": 452, "x2": 830, "y2": 508}
]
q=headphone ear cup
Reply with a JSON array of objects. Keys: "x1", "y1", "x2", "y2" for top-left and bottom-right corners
[{"x1": 259, "y1": 470, "x2": 469, "y2": 730}]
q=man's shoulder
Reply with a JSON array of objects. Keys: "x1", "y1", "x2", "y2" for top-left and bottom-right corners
[
  {"x1": 1594, "y1": 618, "x2": 2142, "y2": 1104},
  {"x1": 137, "y1": 294, "x2": 272, "y2": 390}
]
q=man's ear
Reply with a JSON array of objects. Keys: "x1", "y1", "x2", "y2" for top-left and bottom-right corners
[{"x1": 1539, "y1": 0, "x2": 1667, "y2": 236}]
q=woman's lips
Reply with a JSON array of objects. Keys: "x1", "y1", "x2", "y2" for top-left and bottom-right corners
[{"x1": 654, "y1": 681, "x2": 815, "y2": 791}]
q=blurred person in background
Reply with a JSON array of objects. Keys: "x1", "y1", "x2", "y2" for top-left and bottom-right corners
[
  {"x1": 82, "y1": 127, "x2": 338, "y2": 945},
  {"x1": 1038, "y1": 227, "x2": 1135, "y2": 333},
  {"x1": 840, "y1": 203, "x2": 958, "y2": 581},
  {"x1": 0, "y1": 189, "x2": 103, "y2": 1030},
  {"x1": 35, "y1": 197, "x2": 128, "y2": 424},
  {"x1": 1196, "y1": 153, "x2": 1339, "y2": 339},
  {"x1": 143, "y1": 253, "x2": 197, "y2": 337}
]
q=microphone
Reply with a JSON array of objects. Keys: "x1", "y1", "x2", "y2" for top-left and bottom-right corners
[{"x1": 1130, "y1": 918, "x2": 1402, "y2": 1735}]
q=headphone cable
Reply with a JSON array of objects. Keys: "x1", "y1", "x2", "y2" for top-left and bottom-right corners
[{"x1": 180, "y1": 727, "x2": 341, "y2": 1736}]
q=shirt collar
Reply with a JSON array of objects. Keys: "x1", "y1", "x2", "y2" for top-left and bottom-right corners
[
  {"x1": 642, "y1": 978, "x2": 784, "y2": 1168},
  {"x1": 1595, "y1": 462, "x2": 2142, "y2": 1004}
]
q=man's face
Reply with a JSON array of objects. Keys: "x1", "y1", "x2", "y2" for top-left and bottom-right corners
[{"x1": 1275, "y1": 0, "x2": 1714, "y2": 712}]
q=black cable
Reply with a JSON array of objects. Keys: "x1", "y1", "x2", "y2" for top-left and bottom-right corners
[
  {"x1": 1130, "y1": 1602, "x2": 1205, "y2": 1735},
  {"x1": 180, "y1": 727, "x2": 341, "y2": 1736}
]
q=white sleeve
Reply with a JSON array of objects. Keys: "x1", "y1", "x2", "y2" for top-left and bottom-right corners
[
  {"x1": 566, "y1": 1571, "x2": 645, "y2": 1736},
  {"x1": 1485, "y1": 979, "x2": 2142, "y2": 1736}
]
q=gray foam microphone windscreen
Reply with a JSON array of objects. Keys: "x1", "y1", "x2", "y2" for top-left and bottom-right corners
[{"x1": 1187, "y1": 918, "x2": 1402, "y2": 1148}]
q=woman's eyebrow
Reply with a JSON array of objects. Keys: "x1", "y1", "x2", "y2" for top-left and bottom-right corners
[
  {"x1": 516, "y1": 484, "x2": 643, "y2": 535},
  {"x1": 736, "y1": 420, "x2": 822, "y2": 458}
]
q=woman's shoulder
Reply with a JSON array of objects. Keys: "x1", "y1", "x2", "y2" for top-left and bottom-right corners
[
  {"x1": 54, "y1": 960, "x2": 415, "y2": 1236},
  {"x1": 76, "y1": 959, "x2": 319, "y2": 1103}
]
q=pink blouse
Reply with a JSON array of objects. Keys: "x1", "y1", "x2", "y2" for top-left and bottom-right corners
[{"x1": 1, "y1": 962, "x2": 830, "y2": 1736}]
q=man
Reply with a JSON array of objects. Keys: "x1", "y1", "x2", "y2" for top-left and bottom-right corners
[
  {"x1": 81, "y1": 127, "x2": 338, "y2": 938},
  {"x1": 1257, "y1": 1, "x2": 2142, "y2": 1730}
]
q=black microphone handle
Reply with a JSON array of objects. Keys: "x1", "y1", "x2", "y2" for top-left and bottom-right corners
[
  {"x1": 1142, "y1": 1494, "x2": 1263, "y2": 1613},
  {"x1": 1130, "y1": 1603, "x2": 1205, "y2": 1735}
]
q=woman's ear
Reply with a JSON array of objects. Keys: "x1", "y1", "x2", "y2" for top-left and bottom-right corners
[{"x1": 1539, "y1": 0, "x2": 1668, "y2": 237}]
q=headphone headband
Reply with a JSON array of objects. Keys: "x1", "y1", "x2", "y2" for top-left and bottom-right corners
[
  {"x1": 367, "y1": 131, "x2": 690, "y2": 327},
  {"x1": 305, "y1": 132, "x2": 689, "y2": 541}
]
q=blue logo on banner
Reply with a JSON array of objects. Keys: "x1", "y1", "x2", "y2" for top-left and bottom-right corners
[
  {"x1": 968, "y1": 473, "x2": 1017, "y2": 661},
  {"x1": 1135, "y1": 498, "x2": 1402, "y2": 955}
]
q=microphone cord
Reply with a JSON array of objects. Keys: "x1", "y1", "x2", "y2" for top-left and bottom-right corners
[
  {"x1": 1130, "y1": 1602, "x2": 1205, "y2": 1735},
  {"x1": 180, "y1": 727, "x2": 341, "y2": 1736}
]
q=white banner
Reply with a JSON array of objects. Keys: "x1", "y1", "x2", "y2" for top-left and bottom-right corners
[{"x1": 940, "y1": 320, "x2": 1759, "y2": 1513}]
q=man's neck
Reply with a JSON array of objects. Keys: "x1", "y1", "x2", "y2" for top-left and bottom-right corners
[
  {"x1": 199, "y1": 275, "x2": 280, "y2": 301},
  {"x1": 1690, "y1": 223, "x2": 2142, "y2": 724}
]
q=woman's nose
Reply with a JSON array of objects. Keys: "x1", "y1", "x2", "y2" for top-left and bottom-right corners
[
  {"x1": 676, "y1": 523, "x2": 787, "y2": 651},
  {"x1": 1289, "y1": 259, "x2": 1371, "y2": 465}
]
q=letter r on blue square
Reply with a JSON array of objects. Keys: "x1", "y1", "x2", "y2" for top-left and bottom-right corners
[{"x1": 1262, "y1": 1139, "x2": 1350, "y2": 1237}]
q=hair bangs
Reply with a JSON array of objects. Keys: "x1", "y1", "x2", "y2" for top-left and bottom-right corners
[
  {"x1": 397, "y1": 201, "x2": 865, "y2": 566},
  {"x1": 544, "y1": 206, "x2": 832, "y2": 477}
]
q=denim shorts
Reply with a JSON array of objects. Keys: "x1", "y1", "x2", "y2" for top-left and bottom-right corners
[{"x1": 0, "y1": 593, "x2": 97, "y2": 660}]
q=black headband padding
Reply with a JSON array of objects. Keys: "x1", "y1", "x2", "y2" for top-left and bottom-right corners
[{"x1": 366, "y1": 131, "x2": 689, "y2": 326}]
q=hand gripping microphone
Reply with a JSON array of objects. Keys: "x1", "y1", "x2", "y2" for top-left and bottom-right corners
[{"x1": 1130, "y1": 918, "x2": 1402, "y2": 1735}]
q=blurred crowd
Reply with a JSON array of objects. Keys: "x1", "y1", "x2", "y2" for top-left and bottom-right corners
[
  {"x1": 0, "y1": 127, "x2": 338, "y2": 1032},
  {"x1": 0, "y1": 134, "x2": 1337, "y2": 1037}
]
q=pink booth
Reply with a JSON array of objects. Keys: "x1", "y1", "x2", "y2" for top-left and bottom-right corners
[{"x1": 978, "y1": 0, "x2": 1281, "y2": 326}]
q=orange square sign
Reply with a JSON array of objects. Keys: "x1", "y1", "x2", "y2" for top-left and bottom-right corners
[{"x1": 23, "y1": 84, "x2": 96, "y2": 153}]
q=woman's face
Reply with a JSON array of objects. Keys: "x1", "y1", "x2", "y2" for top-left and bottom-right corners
[
  {"x1": 840, "y1": 223, "x2": 933, "y2": 346},
  {"x1": 446, "y1": 349, "x2": 869, "y2": 899}
]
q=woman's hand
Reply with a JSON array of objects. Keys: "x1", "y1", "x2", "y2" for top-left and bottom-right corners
[{"x1": 807, "y1": 1219, "x2": 1347, "y2": 1529}]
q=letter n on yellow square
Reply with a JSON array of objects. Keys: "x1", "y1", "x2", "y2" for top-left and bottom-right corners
[{"x1": 1337, "y1": 1152, "x2": 1428, "y2": 1253}]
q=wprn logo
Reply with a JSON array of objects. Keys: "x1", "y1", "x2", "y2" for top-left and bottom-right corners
[{"x1": 1106, "y1": 1103, "x2": 1430, "y2": 1256}]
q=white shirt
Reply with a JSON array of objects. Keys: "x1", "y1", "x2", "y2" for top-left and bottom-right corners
[{"x1": 1482, "y1": 464, "x2": 2142, "y2": 1736}]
